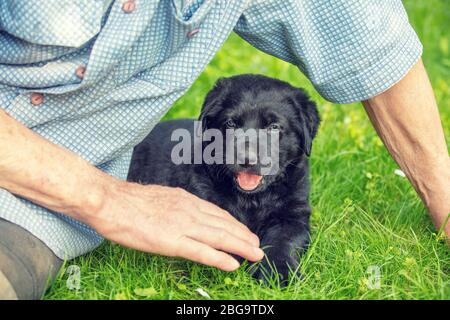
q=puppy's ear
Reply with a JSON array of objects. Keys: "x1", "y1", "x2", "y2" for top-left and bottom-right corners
[
  {"x1": 198, "y1": 77, "x2": 230, "y2": 136},
  {"x1": 290, "y1": 89, "x2": 320, "y2": 156}
]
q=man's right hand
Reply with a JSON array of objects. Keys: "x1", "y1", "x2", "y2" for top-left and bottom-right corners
[
  {"x1": 0, "y1": 110, "x2": 262, "y2": 271},
  {"x1": 89, "y1": 182, "x2": 263, "y2": 271}
]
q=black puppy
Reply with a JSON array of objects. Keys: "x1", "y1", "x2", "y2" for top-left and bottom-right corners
[{"x1": 128, "y1": 74, "x2": 320, "y2": 283}]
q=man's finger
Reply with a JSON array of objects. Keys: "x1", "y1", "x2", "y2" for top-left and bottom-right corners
[
  {"x1": 181, "y1": 189, "x2": 253, "y2": 234},
  {"x1": 198, "y1": 212, "x2": 260, "y2": 248},
  {"x1": 187, "y1": 225, "x2": 264, "y2": 262},
  {"x1": 176, "y1": 237, "x2": 240, "y2": 271},
  {"x1": 196, "y1": 198, "x2": 259, "y2": 244}
]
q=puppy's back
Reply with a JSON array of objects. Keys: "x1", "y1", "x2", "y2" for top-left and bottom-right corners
[{"x1": 127, "y1": 119, "x2": 195, "y2": 186}]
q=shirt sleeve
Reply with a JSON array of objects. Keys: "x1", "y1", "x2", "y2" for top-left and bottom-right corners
[{"x1": 234, "y1": 0, "x2": 423, "y2": 104}]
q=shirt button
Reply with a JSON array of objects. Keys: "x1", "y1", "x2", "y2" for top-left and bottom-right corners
[
  {"x1": 75, "y1": 65, "x2": 86, "y2": 79},
  {"x1": 187, "y1": 28, "x2": 200, "y2": 38},
  {"x1": 30, "y1": 93, "x2": 44, "y2": 106},
  {"x1": 122, "y1": 0, "x2": 136, "y2": 13}
]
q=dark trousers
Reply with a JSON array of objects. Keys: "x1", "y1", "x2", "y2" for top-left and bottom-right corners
[{"x1": 0, "y1": 218, "x2": 62, "y2": 300}]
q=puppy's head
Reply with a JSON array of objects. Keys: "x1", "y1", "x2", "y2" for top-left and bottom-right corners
[{"x1": 199, "y1": 74, "x2": 320, "y2": 194}]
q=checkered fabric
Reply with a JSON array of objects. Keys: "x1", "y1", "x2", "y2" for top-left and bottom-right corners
[{"x1": 0, "y1": 0, "x2": 422, "y2": 259}]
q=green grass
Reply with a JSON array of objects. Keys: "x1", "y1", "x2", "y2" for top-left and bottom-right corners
[{"x1": 44, "y1": 0, "x2": 450, "y2": 300}]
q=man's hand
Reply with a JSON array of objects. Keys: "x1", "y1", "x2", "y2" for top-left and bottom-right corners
[
  {"x1": 90, "y1": 182, "x2": 263, "y2": 271},
  {"x1": 0, "y1": 109, "x2": 263, "y2": 270}
]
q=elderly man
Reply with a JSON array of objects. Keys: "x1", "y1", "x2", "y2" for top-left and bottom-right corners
[{"x1": 0, "y1": 0, "x2": 448, "y2": 299}]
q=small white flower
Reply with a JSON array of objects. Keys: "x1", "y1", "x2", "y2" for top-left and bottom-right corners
[
  {"x1": 195, "y1": 288, "x2": 211, "y2": 299},
  {"x1": 394, "y1": 169, "x2": 406, "y2": 178},
  {"x1": 343, "y1": 116, "x2": 351, "y2": 124}
]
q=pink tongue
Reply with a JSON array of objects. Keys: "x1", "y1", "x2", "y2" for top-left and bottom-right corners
[{"x1": 236, "y1": 172, "x2": 263, "y2": 191}]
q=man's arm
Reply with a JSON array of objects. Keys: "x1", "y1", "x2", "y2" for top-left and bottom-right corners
[
  {"x1": 363, "y1": 59, "x2": 450, "y2": 237},
  {"x1": 0, "y1": 110, "x2": 263, "y2": 269}
]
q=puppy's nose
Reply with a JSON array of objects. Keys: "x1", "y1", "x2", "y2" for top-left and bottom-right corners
[{"x1": 237, "y1": 149, "x2": 258, "y2": 167}]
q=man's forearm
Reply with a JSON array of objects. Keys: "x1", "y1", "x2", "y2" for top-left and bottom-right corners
[
  {"x1": 0, "y1": 109, "x2": 113, "y2": 224},
  {"x1": 363, "y1": 59, "x2": 450, "y2": 236}
]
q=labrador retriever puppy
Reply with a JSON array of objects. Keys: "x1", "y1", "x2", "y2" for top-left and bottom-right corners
[{"x1": 128, "y1": 74, "x2": 320, "y2": 283}]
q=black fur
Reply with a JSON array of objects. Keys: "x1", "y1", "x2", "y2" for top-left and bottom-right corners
[{"x1": 128, "y1": 74, "x2": 320, "y2": 283}]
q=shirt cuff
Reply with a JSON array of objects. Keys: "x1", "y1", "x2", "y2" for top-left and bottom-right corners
[{"x1": 314, "y1": 27, "x2": 423, "y2": 104}]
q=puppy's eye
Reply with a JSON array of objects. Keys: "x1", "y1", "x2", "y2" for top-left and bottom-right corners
[
  {"x1": 267, "y1": 123, "x2": 281, "y2": 131},
  {"x1": 225, "y1": 119, "x2": 236, "y2": 128}
]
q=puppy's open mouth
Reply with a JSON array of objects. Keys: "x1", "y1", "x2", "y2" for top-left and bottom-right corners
[{"x1": 235, "y1": 172, "x2": 264, "y2": 192}]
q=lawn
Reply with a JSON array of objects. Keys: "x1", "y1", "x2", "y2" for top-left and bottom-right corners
[{"x1": 44, "y1": 0, "x2": 450, "y2": 300}]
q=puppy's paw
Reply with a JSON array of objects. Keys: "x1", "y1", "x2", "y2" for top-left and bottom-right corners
[{"x1": 249, "y1": 257, "x2": 301, "y2": 287}]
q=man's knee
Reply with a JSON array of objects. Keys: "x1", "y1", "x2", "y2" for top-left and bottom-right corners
[{"x1": 0, "y1": 218, "x2": 63, "y2": 300}]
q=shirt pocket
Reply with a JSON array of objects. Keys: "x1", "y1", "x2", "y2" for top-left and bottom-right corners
[
  {"x1": 0, "y1": 0, "x2": 106, "y2": 48},
  {"x1": 171, "y1": 0, "x2": 214, "y2": 27},
  {"x1": 167, "y1": 0, "x2": 214, "y2": 66}
]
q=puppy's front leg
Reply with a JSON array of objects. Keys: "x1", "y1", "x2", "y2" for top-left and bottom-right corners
[{"x1": 253, "y1": 213, "x2": 310, "y2": 285}]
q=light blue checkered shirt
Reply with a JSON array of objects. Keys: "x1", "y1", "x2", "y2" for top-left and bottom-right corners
[{"x1": 0, "y1": 0, "x2": 422, "y2": 259}]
